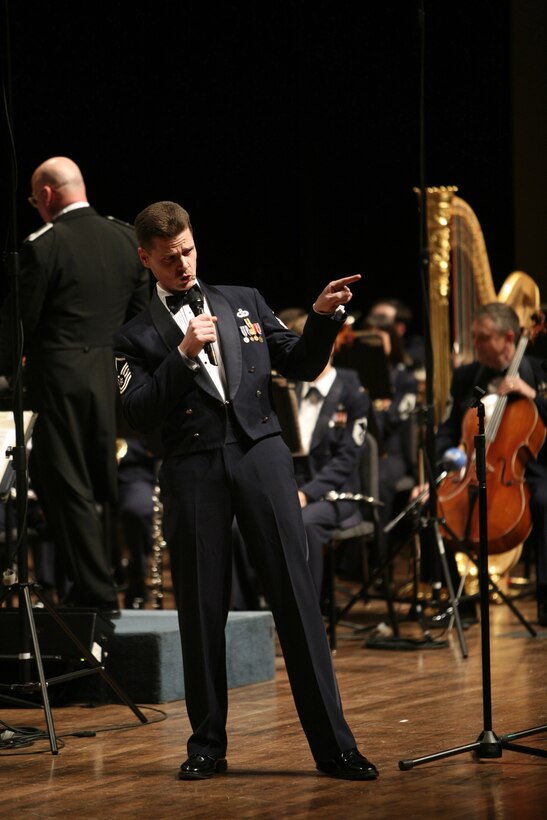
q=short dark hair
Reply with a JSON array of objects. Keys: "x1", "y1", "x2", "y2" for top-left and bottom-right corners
[
  {"x1": 134, "y1": 201, "x2": 192, "y2": 250},
  {"x1": 369, "y1": 298, "x2": 413, "y2": 326}
]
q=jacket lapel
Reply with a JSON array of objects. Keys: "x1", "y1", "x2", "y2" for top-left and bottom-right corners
[
  {"x1": 150, "y1": 290, "x2": 183, "y2": 350},
  {"x1": 203, "y1": 283, "x2": 242, "y2": 400},
  {"x1": 150, "y1": 288, "x2": 222, "y2": 401}
]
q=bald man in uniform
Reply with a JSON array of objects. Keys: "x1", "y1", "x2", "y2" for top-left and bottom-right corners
[{"x1": 0, "y1": 157, "x2": 150, "y2": 612}]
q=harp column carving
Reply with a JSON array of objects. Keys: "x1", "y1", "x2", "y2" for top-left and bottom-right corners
[{"x1": 424, "y1": 186, "x2": 457, "y2": 426}]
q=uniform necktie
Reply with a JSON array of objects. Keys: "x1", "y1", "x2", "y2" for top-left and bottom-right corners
[{"x1": 304, "y1": 386, "x2": 322, "y2": 404}]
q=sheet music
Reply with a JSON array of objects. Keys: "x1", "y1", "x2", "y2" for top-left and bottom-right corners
[{"x1": 0, "y1": 411, "x2": 37, "y2": 498}]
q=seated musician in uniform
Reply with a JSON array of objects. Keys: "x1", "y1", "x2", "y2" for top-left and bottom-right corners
[
  {"x1": 360, "y1": 307, "x2": 420, "y2": 566},
  {"x1": 421, "y1": 302, "x2": 547, "y2": 626},
  {"x1": 231, "y1": 315, "x2": 372, "y2": 606},
  {"x1": 367, "y1": 297, "x2": 425, "y2": 372}
]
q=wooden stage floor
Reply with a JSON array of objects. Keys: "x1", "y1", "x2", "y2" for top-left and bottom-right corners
[{"x1": 1, "y1": 569, "x2": 547, "y2": 819}]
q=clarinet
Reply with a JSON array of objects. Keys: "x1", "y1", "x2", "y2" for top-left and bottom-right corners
[{"x1": 150, "y1": 482, "x2": 167, "y2": 609}]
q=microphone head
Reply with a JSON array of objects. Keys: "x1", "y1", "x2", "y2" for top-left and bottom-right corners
[
  {"x1": 185, "y1": 285, "x2": 204, "y2": 315},
  {"x1": 442, "y1": 447, "x2": 467, "y2": 471},
  {"x1": 186, "y1": 284, "x2": 202, "y2": 303}
]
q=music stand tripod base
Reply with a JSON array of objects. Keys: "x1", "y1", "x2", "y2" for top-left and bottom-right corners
[{"x1": 0, "y1": 582, "x2": 149, "y2": 755}]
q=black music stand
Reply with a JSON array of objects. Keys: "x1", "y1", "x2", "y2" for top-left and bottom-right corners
[
  {"x1": 355, "y1": 466, "x2": 467, "y2": 656},
  {"x1": 270, "y1": 374, "x2": 305, "y2": 455},
  {"x1": 0, "y1": 3, "x2": 148, "y2": 753},
  {"x1": 363, "y1": 0, "x2": 470, "y2": 657},
  {"x1": 399, "y1": 388, "x2": 547, "y2": 770},
  {"x1": 341, "y1": 5, "x2": 469, "y2": 651},
  {"x1": 332, "y1": 334, "x2": 393, "y2": 402}
]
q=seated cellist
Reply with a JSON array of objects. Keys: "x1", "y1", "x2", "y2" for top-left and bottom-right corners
[{"x1": 432, "y1": 303, "x2": 547, "y2": 627}]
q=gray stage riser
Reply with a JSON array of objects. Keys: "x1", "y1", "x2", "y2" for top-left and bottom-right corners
[
  {"x1": 0, "y1": 610, "x2": 275, "y2": 705},
  {"x1": 102, "y1": 610, "x2": 275, "y2": 703}
]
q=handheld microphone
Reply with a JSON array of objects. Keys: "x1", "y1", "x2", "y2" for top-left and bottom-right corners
[
  {"x1": 186, "y1": 286, "x2": 219, "y2": 366},
  {"x1": 440, "y1": 447, "x2": 467, "y2": 472}
]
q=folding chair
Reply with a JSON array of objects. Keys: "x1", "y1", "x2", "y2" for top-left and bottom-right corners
[{"x1": 324, "y1": 433, "x2": 397, "y2": 650}]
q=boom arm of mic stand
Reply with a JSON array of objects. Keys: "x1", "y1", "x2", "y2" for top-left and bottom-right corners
[{"x1": 383, "y1": 471, "x2": 447, "y2": 534}]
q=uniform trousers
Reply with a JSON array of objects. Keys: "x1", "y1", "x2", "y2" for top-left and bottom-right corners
[
  {"x1": 159, "y1": 434, "x2": 356, "y2": 762},
  {"x1": 26, "y1": 347, "x2": 119, "y2": 606},
  {"x1": 29, "y1": 419, "x2": 117, "y2": 605}
]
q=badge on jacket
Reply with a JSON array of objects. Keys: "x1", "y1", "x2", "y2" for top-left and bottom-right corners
[
  {"x1": 352, "y1": 417, "x2": 368, "y2": 446},
  {"x1": 329, "y1": 404, "x2": 348, "y2": 428},
  {"x1": 239, "y1": 317, "x2": 263, "y2": 343},
  {"x1": 116, "y1": 357, "x2": 132, "y2": 394}
]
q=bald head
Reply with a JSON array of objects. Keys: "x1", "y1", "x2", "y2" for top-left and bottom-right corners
[{"x1": 30, "y1": 156, "x2": 87, "y2": 221}]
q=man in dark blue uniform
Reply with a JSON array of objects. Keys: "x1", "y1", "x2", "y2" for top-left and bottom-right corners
[
  {"x1": 358, "y1": 313, "x2": 419, "y2": 565},
  {"x1": 113, "y1": 200, "x2": 379, "y2": 782},
  {"x1": 0, "y1": 156, "x2": 150, "y2": 612},
  {"x1": 289, "y1": 322, "x2": 371, "y2": 596}
]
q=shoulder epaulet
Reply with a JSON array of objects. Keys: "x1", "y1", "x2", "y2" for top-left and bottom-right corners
[
  {"x1": 25, "y1": 223, "x2": 54, "y2": 243},
  {"x1": 105, "y1": 215, "x2": 134, "y2": 228}
]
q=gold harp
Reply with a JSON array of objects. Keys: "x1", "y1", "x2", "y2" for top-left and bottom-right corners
[{"x1": 421, "y1": 186, "x2": 541, "y2": 425}]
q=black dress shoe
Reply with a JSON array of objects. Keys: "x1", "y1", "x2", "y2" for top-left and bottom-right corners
[
  {"x1": 60, "y1": 593, "x2": 121, "y2": 618},
  {"x1": 97, "y1": 603, "x2": 121, "y2": 619},
  {"x1": 316, "y1": 747, "x2": 379, "y2": 780},
  {"x1": 178, "y1": 754, "x2": 228, "y2": 780}
]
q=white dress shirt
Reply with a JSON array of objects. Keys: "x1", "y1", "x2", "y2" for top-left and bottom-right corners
[
  {"x1": 298, "y1": 367, "x2": 337, "y2": 453},
  {"x1": 157, "y1": 282, "x2": 228, "y2": 401}
]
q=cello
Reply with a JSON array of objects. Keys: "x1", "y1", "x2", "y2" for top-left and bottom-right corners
[{"x1": 437, "y1": 315, "x2": 547, "y2": 556}]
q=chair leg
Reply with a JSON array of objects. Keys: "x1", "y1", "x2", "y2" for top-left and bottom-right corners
[{"x1": 334, "y1": 540, "x2": 400, "y2": 638}]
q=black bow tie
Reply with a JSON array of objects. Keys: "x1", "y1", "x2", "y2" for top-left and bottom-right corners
[{"x1": 165, "y1": 290, "x2": 192, "y2": 314}]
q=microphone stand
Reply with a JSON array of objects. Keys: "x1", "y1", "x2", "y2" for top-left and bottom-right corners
[
  {"x1": 399, "y1": 387, "x2": 547, "y2": 770},
  {"x1": 415, "y1": 0, "x2": 468, "y2": 659},
  {"x1": 362, "y1": 0, "x2": 468, "y2": 657}
]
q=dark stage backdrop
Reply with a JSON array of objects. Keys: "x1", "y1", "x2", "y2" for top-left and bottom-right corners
[{"x1": 2, "y1": 1, "x2": 542, "y2": 338}]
